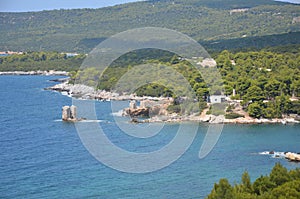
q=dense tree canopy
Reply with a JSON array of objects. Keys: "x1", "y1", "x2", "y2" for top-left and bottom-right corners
[
  {"x1": 206, "y1": 163, "x2": 300, "y2": 199},
  {"x1": 217, "y1": 49, "x2": 300, "y2": 118},
  {"x1": 0, "y1": 51, "x2": 85, "y2": 72}
]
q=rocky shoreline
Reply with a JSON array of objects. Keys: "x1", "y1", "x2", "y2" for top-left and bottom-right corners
[
  {"x1": 0, "y1": 70, "x2": 68, "y2": 76},
  {"x1": 48, "y1": 82, "x2": 299, "y2": 124},
  {"x1": 46, "y1": 82, "x2": 171, "y2": 101},
  {"x1": 261, "y1": 151, "x2": 300, "y2": 163},
  {"x1": 130, "y1": 114, "x2": 299, "y2": 124}
]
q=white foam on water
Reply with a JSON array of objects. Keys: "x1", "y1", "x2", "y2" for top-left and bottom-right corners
[
  {"x1": 259, "y1": 151, "x2": 270, "y2": 155},
  {"x1": 54, "y1": 119, "x2": 110, "y2": 123},
  {"x1": 111, "y1": 110, "x2": 124, "y2": 117},
  {"x1": 81, "y1": 120, "x2": 110, "y2": 123},
  {"x1": 271, "y1": 152, "x2": 286, "y2": 159},
  {"x1": 258, "y1": 151, "x2": 286, "y2": 159}
]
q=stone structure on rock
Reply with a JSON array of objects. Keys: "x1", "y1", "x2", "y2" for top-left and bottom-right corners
[
  {"x1": 125, "y1": 107, "x2": 150, "y2": 118},
  {"x1": 62, "y1": 106, "x2": 71, "y2": 121},
  {"x1": 62, "y1": 105, "x2": 78, "y2": 121},
  {"x1": 129, "y1": 100, "x2": 137, "y2": 109},
  {"x1": 70, "y1": 105, "x2": 77, "y2": 119},
  {"x1": 124, "y1": 99, "x2": 171, "y2": 119}
]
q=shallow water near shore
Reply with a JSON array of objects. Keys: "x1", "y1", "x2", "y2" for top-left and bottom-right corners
[{"x1": 0, "y1": 76, "x2": 299, "y2": 198}]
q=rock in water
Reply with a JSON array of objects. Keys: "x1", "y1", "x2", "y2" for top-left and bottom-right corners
[{"x1": 125, "y1": 107, "x2": 150, "y2": 118}]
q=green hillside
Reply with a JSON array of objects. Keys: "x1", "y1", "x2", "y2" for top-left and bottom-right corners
[
  {"x1": 0, "y1": 0, "x2": 299, "y2": 52},
  {"x1": 203, "y1": 32, "x2": 300, "y2": 52}
]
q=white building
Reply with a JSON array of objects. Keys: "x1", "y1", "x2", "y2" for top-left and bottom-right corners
[{"x1": 208, "y1": 95, "x2": 226, "y2": 104}]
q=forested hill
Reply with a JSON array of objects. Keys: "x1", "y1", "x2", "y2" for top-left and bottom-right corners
[{"x1": 0, "y1": 0, "x2": 299, "y2": 52}]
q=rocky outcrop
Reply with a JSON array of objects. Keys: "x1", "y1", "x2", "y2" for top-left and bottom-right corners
[
  {"x1": 47, "y1": 82, "x2": 172, "y2": 102},
  {"x1": 285, "y1": 152, "x2": 300, "y2": 162},
  {"x1": 123, "y1": 99, "x2": 172, "y2": 119},
  {"x1": 125, "y1": 107, "x2": 150, "y2": 118},
  {"x1": 48, "y1": 82, "x2": 95, "y2": 98},
  {"x1": 209, "y1": 115, "x2": 225, "y2": 123}
]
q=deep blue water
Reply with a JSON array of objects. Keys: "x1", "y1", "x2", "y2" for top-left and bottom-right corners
[{"x1": 0, "y1": 76, "x2": 299, "y2": 199}]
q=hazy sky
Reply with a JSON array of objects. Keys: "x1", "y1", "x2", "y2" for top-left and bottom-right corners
[
  {"x1": 275, "y1": 0, "x2": 300, "y2": 3},
  {"x1": 0, "y1": 0, "x2": 145, "y2": 12},
  {"x1": 0, "y1": 0, "x2": 299, "y2": 12}
]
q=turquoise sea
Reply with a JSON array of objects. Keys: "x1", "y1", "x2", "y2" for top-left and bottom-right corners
[{"x1": 0, "y1": 75, "x2": 299, "y2": 198}]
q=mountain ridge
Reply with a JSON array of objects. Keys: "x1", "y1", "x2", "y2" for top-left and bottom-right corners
[{"x1": 0, "y1": 0, "x2": 299, "y2": 52}]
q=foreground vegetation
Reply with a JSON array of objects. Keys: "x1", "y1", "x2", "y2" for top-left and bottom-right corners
[{"x1": 206, "y1": 163, "x2": 300, "y2": 199}]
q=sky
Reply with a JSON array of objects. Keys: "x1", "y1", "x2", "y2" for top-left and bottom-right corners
[
  {"x1": 0, "y1": 0, "x2": 145, "y2": 12},
  {"x1": 275, "y1": 0, "x2": 300, "y2": 3},
  {"x1": 0, "y1": 0, "x2": 299, "y2": 12}
]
